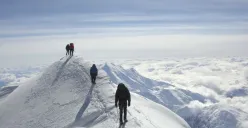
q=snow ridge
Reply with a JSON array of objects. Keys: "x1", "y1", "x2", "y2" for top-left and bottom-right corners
[{"x1": 0, "y1": 56, "x2": 190, "y2": 128}]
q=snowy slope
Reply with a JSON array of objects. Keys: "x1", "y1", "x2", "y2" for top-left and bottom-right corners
[
  {"x1": 0, "y1": 56, "x2": 190, "y2": 128},
  {"x1": 102, "y1": 62, "x2": 248, "y2": 128},
  {"x1": 0, "y1": 86, "x2": 17, "y2": 104},
  {"x1": 102, "y1": 64, "x2": 216, "y2": 111},
  {"x1": 102, "y1": 63, "x2": 170, "y2": 92}
]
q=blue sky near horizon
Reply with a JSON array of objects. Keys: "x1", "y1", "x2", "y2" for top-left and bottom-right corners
[{"x1": 0, "y1": 0, "x2": 248, "y2": 68}]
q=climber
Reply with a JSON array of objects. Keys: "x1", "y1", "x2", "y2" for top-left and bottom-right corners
[
  {"x1": 69, "y1": 43, "x2": 74, "y2": 56},
  {"x1": 90, "y1": 64, "x2": 98, "y2": 84},
  {"x1": 66, "y1": 44, "x2": 70, "y2": 55},
  {"x1": 115, "y1": 83, "x2": 131, "y2": 125}
]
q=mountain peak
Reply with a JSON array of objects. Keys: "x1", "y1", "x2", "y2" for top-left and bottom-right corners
[{"x1": 0, "y1": 56, "x2": 190, "y2": 128}]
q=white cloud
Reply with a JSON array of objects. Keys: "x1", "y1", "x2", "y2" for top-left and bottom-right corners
[
  {"x1": 220, "y1": 97, "x2": 248, "y2": 113},
  {"x1": 121, "y1": 58, "x2": 248, "y2": 114},
  {"x1": 244, "y1": 68, "x2": 248, "y2": 81},
  {"x1": 0, "y1": 67, "x2": 44, "y2": 87},
  {"x1": 194, "y1": 76, "x2": 223, "y2": 94},
  {"x1": 0, "y1": 74, "x2": 16, "y2": 84},
  {"x1": 186, "y1": 100, "x2": 213, "y2": 114}
]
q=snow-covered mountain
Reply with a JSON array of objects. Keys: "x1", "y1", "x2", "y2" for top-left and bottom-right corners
[
  {"x1": 0, "y1": 56, "x2": 190, "y2": 128},
  {"x1": 102, "y1": 63, "x2": 216, "y2": 110},
  {"x1": 181, "y1": 105, "x2": 248, "y2": 128},
  {"x1": 102, "y1": 63, "x2": 171, "y2": 91},
  {"x1": 102, "y1": 62, "x2": 248, "y2": 128}
]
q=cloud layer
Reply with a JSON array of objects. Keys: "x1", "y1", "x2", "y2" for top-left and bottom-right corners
[{"x1": 115, "y1": 57, "x2": 248, "y2": 114}]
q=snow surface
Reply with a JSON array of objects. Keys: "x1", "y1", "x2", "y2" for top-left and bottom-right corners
[
  {"x1": 0, "y1": 56, "x2": 190, "y2": 128},
  {"x1": 102, "y1": 58, "x2": 248, "y2": 128},
  {"x1": 102, "y1": 63, "x2": 217, "y2": 111}
]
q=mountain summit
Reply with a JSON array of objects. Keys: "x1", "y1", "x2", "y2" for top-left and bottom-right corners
[{"x1": 0, "y1": 56, "x2": 190, "y2": 128}]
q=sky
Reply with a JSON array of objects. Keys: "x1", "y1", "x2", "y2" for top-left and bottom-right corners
[{"x1": 0, "y1": 0, "x2": 248, "y2": 68}]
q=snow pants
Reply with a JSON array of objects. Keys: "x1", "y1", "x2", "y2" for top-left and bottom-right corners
[
  {"x1": 90, "y1": 73, "x2": 97, "y2": 84},
  {"x1": 66, "y1": 49, "x2": 69, "y2": 55},
  {"x1": 70, "y1": 49, "x2": 74, "y2": 56},
  {"x1": 119, "y1": 101, "x2": 127, "y2": 123}
]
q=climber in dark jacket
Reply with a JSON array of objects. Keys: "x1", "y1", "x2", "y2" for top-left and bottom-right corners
[
  {"x1": 90, "y1": 64, "x2": 98, "y2": 84},
  {"x1": 66, "y1": 44, "x2": 70, "y2": 55},
  {"x1": 115, "y1": 83, "x2": 131, "y2": 125},
  {"x1": 69, "y1": 43, "x2": 74, "y2": 56}
]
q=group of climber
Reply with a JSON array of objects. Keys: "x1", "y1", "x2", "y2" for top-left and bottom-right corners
[
  {"x1": 66, "y1": 43, "x2": 74, "y2": 56},
  {"x1": 90, "y1": 64, "x2": 130, "y2": 125},
  {"x1": 65, "y1": 43, "x2": 131, "y2": 125},
  {"x1": 65, "y1": 43, "x2": 97, "y2": 84},
  {"x1": 90, "y1": 65, "x2": 131, "y2": 125}
]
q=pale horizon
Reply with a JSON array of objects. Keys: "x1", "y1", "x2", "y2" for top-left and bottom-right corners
[{"x1": 0, "y1": 0, "x2": 248, "y2": 67}]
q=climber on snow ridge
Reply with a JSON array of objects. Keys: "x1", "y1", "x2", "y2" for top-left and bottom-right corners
[
  {"x1": 115, "y1": 83, "x2": 131, "y2": 125},
  {"x1": 90, "y1": 64, "x2": 98, "y2": 84}
]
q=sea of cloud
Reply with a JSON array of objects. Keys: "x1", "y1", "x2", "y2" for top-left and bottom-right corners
[
  {"x1": 0, "y1": 66, "x2": 45, "y2": 88},
  {"x1": 1, "y1": 57, "x2": 248, "y2": 117},
  {"x1": 112, "y1": 57, "x2": 248, "y2": 114}
]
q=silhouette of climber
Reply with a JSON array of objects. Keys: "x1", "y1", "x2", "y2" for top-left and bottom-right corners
[
  {"x1": 69, "y1": 43, "x2": 74, "y2": 56},
  {"x1": 115, "y1": 83, "x2": 131, "y2": 125},
  {"x1": 90, "y1": 64, "x2": 98, "y2": 84},
  {"x1": 66, "y1": 44, "x2": 70, "y2": 55}
]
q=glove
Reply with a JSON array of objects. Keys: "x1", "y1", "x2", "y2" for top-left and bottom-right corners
[
  {"x1": 128, "y1": 102, "x2": 130, "y2": 107},
  {"x1": 115, "y1": 103, "x2": 117, "y2": 108}
]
